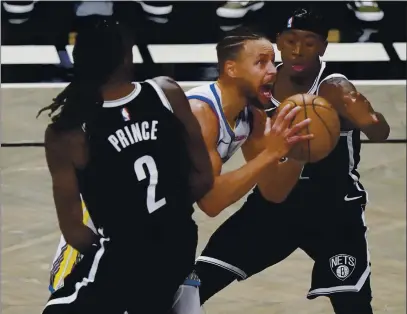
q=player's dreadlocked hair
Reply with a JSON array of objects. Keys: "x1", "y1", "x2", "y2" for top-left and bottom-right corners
[
  {"x1": 216, "y1": 27, "x2": 266, "y2": 75},
  {"x1": 37, "y1": 19, "x2": 133, "y2": 131}
]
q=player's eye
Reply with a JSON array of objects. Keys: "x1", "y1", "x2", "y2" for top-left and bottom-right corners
[{"x1": 286, "y1": 39, "x2": 296, "y2": 45}]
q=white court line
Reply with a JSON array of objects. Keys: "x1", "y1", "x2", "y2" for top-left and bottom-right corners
[
  {"x1": 148, "y1": 43, "x2": 391, "y2": 63},
  {"x1": 393, "y1": 42, "x2": 406, "y2": 61},
  {"x1": 1, "y1": 80, "x2": 406, "y2": 90},
  {"x1": 1, "y1": 166, "x2": 47, "y2": 174},
  {"x1": 65, "y1": 45, "x2": 144, "y2": 63},
  {"x1": 2, "y1": 43, "x2": 395, "y2": 64},
  {"x1": 1, "y1": 45, "x2": 60, "y2": 64}
]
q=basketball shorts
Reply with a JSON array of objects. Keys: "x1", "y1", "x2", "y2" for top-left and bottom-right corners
[
  {"x1": 44, "y1": 226, "x2": 198, "y2": 314},
  {"x1": 49, "y1": 201, "x2": 96, "y2": 293},
  {"x1": 196, "y1": 181, "x2": 371, "y2": 299}
]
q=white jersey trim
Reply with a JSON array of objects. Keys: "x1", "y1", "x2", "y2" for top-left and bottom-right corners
[
  {"x1": 102, "y1": 82, "x2": 141, "y2": 108},
  {"x1": 145, "y1": 79, "x2": 174, "y2": 113}
]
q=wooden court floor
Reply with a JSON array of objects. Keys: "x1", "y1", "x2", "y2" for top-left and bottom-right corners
[{"x1": 1, "y1": 86, "x2": 405, "y2": 314}]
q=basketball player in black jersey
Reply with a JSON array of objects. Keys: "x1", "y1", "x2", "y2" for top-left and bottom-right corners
[
  {"x1": 37, "y1": 19, "x2": 214, "y2": 314},
  {"x1": 188, "y1": 8, "x2": 390, "y2": 314}
]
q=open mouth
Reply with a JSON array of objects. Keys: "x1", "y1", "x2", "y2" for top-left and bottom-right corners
[{"x1": 259, "y1": 83, "x2": 273, "y2": 99}]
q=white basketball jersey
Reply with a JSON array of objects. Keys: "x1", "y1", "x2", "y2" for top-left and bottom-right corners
[{"x1": 186, "y1": 83, "x2": 252, "y2": 163}]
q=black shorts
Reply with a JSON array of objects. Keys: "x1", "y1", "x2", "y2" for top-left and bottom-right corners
[
  {"x1": 196, "y1": 180, "x2": 371, "y2": 299},
  {"x1": 44, "y1": 226, "x2": 197, "y2": 314}
]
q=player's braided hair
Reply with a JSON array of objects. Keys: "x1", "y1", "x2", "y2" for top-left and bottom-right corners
[
  {"x1": 37, "y1": 19, "x2": 133, "y2": 131},
  {"x1": 216, "y1": 27, "x2": 266, "y2": 74}
]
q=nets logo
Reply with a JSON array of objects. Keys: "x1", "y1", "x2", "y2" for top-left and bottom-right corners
[{"x1": 329, "y1": 254, "x2": 356, "y2": 281}]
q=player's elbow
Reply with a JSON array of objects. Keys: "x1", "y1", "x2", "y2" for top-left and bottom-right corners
[
  {"x1": 197, "y1": 198, "x2": 221, "y2": 217},
  {"x1": 190, "y1": 173, "x2": 214, "y2": 203},
  {"x1": 201, "y1": 173, "x2": 215, "y2": 195},
  {"x1": 264, "y1": 193, "x2": 288, "y2": 204},
  {"x1": 362, "y1": 113, "x2": 390, "y2": 141},
  {"x1": 259, "y1": 187, "x2": 289, "y2": 204}
]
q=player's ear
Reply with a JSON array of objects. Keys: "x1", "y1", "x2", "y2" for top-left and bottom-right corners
[
  {"x1": 319, "y1": 39, "x2": 328, "y2": 57},
  {"x1": 225, "y1": 60, "x2": 237, "y2": 78},
  {"x1": 276, "y1": 33, "x2": 283, "y2": 52}
]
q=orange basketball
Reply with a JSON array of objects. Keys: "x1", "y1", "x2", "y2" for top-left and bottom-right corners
[{"x1": 277, "y1": 94, "x2": 340, "y2": 163}]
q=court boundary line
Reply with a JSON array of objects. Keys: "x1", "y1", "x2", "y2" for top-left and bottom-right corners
[{"x1": 1, "y1": 80, "x2": 406, "y2": 89}]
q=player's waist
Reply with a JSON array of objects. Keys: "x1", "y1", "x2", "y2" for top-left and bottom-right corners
[
  {"x1": 295, "y1": 179, "x2": 368, "y2": 203},
  {"x1": 299, "y1": 168, "x2": 360, "y2": 181}
]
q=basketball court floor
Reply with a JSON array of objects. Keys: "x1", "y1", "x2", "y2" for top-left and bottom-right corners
[{"x1": 1, "y1": 84, "x2": 406, "y2": 314}]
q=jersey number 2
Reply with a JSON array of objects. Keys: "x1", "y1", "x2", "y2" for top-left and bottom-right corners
[{"x1": 134, "y1": 155, "x2": 167, "y2": 214}]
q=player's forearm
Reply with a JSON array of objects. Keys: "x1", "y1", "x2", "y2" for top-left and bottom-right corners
[
  {"x1": 257, "y1": 159, "x2": 304, "y2": 203},
  {"x1": 197, "y1": 150, "x2": 278, "y2": 217},
  {"x1": 361, "y1": 112, "x2": 390, "y2": 141}
]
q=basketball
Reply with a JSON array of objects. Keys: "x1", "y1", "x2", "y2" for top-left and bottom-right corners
[{"x1": 277, "y1": 94, "x2": 340, "y2": 163}]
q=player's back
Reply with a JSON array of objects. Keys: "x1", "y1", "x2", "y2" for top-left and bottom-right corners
[{"x1": 78, "y1": 80, "x2": 194, "y2": 241}]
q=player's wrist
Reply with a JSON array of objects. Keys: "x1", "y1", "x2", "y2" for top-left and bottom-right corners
[{"x1": 259, "y1": 150, "x2": 281, "y2": 164}]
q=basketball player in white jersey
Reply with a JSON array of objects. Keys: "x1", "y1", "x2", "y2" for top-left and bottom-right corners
[
  {"x1": 185, "y1": 28, "x2": 314, "y2": 218},
  {"x1": 171, "y1": 28, "x2": 316, "y2": 313}
]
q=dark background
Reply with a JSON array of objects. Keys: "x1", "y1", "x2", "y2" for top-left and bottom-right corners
[{"x1": 1, "y1": 1, "x2": 406, "y2": 83}]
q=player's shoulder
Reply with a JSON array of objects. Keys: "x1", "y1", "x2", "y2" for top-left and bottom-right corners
[
  {"x1": 185, "y1": 85, "x2": 219, "y2": 131},
  {"x1": 186, "y1": 83, "x2": 218, "y2": 114},
  {"x1": 185, "y1": 83, "x2": 214, "y2": 99},
  {"x1": 44, "y1": 124, "x2": 84, "y2": 147},
  {"x1": 318, "y1": 62, "x2": 354, "y2": 92},
  {"x1": 319, "y1": 62, "x2": 349, "y2": 85},
  {"x1": 149, "y1": 76, "x2": 179, "y2": 89}
]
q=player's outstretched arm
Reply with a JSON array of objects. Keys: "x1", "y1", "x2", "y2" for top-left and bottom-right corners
[
  {"x1": 190, "y1": 101, "x2": 312, "y2": 216},
  {"x1": 154, "y1": 76, "x2": 214, "y2": 204},
  {"x1": 319, "y1": 77, "x2": 390, "y2": 141},
  {"x1": 242, "y1": 108, "x2": 305, "y2": 203},
  {"x1": 44, "y1": 126, "x2": 98, "y2": 254}
]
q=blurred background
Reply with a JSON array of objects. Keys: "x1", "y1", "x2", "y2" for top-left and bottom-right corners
[{"x1": 1, "y1": 0, "x2": 406, "y2": 83}]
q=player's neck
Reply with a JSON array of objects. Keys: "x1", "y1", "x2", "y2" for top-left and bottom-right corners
[
  {"x1": 281, "y1": 62, "x2": 321, "y2": 92},
  {"x1": 101, "y1": 82, "x2": 135, "y2": 102},
  {"x1": 216, "y1": 78, "x2": 247, "y2": 124}
]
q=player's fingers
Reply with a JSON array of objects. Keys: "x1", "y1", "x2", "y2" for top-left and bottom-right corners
[
  {"x1": 272, "y1": 104, "x2": 293, "y2": 132},
  {"x1": 285, "y1": 118, "x2": 312, "y2": 137},
  {"x1": 282, "y1": 106, "x2": 303, "y2": 127},
  {"x1": 286, "y1": 134, "x2": 314, "y2": 145}
]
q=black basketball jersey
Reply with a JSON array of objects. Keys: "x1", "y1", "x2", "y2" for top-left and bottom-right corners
[
  {"x1": 76, "y1": 80, "x2": 194, "y2": 239},
  {"x1": 267, "y1": 61, "x2": 361, "y2": 188}
]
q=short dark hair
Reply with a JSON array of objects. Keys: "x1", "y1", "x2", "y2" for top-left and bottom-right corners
[
  {"x1": 216, "y1": 27, "x2": 266, "y2": 74},
  {"x1": 37, "y1": 19, "x2": 134, "y2": 131}
]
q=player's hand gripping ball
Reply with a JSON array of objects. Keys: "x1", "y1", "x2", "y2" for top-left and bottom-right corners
[{"x1": 272, "y1": 94, "x2": 341, "y2": 163}]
